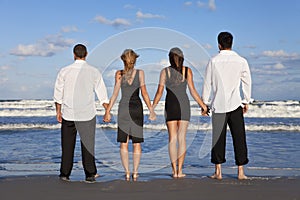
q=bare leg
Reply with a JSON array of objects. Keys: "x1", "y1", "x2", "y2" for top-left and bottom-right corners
[
  {"x1": 210, "y1": 164, "x2": 222, "y2": 180},
  {"x1": 120, "y1": 136, "x2": 130, "y2": 180},
  {"x1": 132, "y1": 143, "x2": 142, "y2": 181},
  {"x1": 238, "y1": 165, "x2": 248, "y2": 180},
  {"x1": 177, "y1": 120, "x2": 188, "y2": 178},
  {"x1": 166, "y1": 121, "x2": 178, "y2": 178}
]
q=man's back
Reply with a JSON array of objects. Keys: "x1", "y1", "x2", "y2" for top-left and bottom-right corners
[
  {"x1": 202, "y1": 50, "x2": 251, "y2": 113},
  {"x1": 54, "y1": 60, "x2": 105, "y2": 121}
]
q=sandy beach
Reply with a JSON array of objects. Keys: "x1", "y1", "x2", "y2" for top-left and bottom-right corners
[{"x1": 1, "y1": 175, "x2": 299, "y2": 200}]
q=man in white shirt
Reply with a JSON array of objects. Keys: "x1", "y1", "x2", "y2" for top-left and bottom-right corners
[
  {"x1": 54, "y1": 44, "x2": 109, "y2": 183},
  {"x1": 202, "y1": 32, "x2": 252, "y2": 180}
]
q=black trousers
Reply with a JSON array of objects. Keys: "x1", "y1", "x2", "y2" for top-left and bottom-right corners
[
  {"x1": 59, "y1": 117, "x2": 97, "y2": 178},
  {"x1": 211, "y1": 106, "x2": 249, "y2": 166}
]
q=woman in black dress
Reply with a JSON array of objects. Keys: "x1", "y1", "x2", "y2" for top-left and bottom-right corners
[
  {"x1": 104, "y1": 49, "x2": 154, "y2": 180},
  {"x1": 152, "y1": 47, "x2": 207, "y2": 178}
]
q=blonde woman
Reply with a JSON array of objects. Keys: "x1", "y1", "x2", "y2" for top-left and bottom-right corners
[
  {"x1": 152, "y1": 47, "x2": 207, "y2": 178},
  {"x1": 104, "y1": 49, "x2": 155, "y2": 181}
]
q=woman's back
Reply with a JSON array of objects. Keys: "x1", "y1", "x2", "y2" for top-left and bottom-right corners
[
  {"x1": 164, "y1": 66, "x2": 190, "y2": 122},
  {"x1": 120, "y1": 69, "x2": 140, "y2": 102}
]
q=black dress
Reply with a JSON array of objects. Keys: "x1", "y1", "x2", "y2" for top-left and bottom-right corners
[
  {"x1": 117, "y1": 69, "x2": 144, "y2": 143},
  {"x1": 165, "y1": 66, "x2": 191, "y2": 122}
]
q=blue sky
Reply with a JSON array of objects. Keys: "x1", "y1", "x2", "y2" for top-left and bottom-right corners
[{"x1": 0, "y1": 0, "x2": 299, "y2": 100}]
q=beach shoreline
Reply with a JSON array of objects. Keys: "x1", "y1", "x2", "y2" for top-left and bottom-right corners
[{"x1": 1, "y1": 175, "x2": 299, "y2": 200}]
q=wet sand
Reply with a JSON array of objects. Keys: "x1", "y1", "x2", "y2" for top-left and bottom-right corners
[{"x1": 0, "y1": 175, "x2": 299, "y2": 200}]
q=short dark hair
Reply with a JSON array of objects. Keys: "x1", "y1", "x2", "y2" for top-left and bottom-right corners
[
  {"x1": 217, "y1": 32, "x2": 233, "y2": 49},
  {"x1": 73, "y1": 44, "x2": 87, "y2": 58}
]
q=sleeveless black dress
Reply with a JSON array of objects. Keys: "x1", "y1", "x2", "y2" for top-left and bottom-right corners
[
  {"x1": 165, "y1": 66, "x2": 191, "y2": 122},
  {"x1": 117, "y1": 69, "x2": 144, "y2": 143}
]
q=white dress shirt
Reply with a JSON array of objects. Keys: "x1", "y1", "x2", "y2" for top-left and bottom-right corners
[
  {"x1": 53, "y1": 60, "x2": 109, "y2": 121},
  {"x1": 202, "y1": 50, "x2": 252, "y2": 113}
]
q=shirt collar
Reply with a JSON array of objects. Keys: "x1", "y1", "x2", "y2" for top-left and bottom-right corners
[
  {"x1": 219, "y1": 50, "x2": 237, "y2": 55},
  {"x1": 74, "y1": 59, "x2": 86, "y2": 64}
]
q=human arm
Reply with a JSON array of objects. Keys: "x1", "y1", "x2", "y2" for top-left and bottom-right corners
[
  {"x1": 152, "y1": 69, "x2": 166, "y2": 111},
  {"x1": 202, "y1": 60, "x2": 212, "y2": 106},
  {"x1": 139, "y1": 70, "x2": 156, "y2": 120},
  {"x1": 94, "y1": 70, "x2": 109, "y2": 108},
  {"x1": 53, "y1": 70, "x2": 64, "y2": 123},
  {"x1": 55, "y1": 102, "x2": 62, "y2": 123},
  {"x1": 103, "y1": 70, "x2": 122, "y2": 122},
  {"x1": 241, "y1": 61, "x2": 252, "y2": 114},
  {"x1": 186, "y1": 67, "x2": 208, "y2": 116}
]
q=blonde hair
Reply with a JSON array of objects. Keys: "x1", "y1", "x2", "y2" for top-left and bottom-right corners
[
  {"x1": 120, "y1": 49, "x2": 139, "y2": 82},
  {"x1": 121, "y1": 49, "x2": 139, "y2": 72}
]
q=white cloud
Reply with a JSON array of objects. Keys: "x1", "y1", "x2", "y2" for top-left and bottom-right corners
[
  {"x1": 202, "y1": 43, "x2": 213, "y2": 49},
  {"x1": 124, "y1": 4, "x2": 136, "y2": 9},
  {"x1": 136, "y1": 11, "x2": 165, "y2": 19},
  {"x1": 61, "y1": 26, "x2": 79, "y2": 33},
  {"x1": 94, "y1": 15, "x2": 131, "y2": 27},
  {"x1": 10, "y1": 34, "x2": 75, "y2": 57},
  {"x1": 0, "y1": 65, "x2": 11, "y2": 70},
  {"x1": 261, "y1": 50, "x2": 299, "y2": 59},
  {"x1": 262, "y1": 50, "x2": 289, "y2": 57},
  {"x1": 184, "y1": 1, "x2": 193, "y2": 6},
  {"x1": 252, "y1": 62, "x2": 287, "y2": 75},
  {"x1": 159, "y1": 59, "x2": 169, "y2": 67},
  {"x1": 197, "y1": 1, "x2": 206, "y2": 8},
  {"x1": 183, "y1": 44, "x2": 191, "y2": 49},
  {"x1": 193, "y1": 1, "x2": 217, "y2": 11},
  {"x1": 208, "y1": 0, "x2": 216, "y2": 11},
  {"x1": 251, "y1": 67, "x2": 286, "y2": 75},
  {"x1": 264, "y1": 62, "x2": 286, "y2": 70}
]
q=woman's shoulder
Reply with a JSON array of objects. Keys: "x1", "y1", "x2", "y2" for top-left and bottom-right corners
[
  {"x1": 161, "y1": 66, "x2": 170, "y2": 72},
  {"x1": 115, "y1": 69, "x2": 123, "y2": 74},
  {"x1": 184, "y1": 66, "x2": 191, "y2": 72},
  {"x1": 115, "y1": 70, "x2": 123, "y2": 80}
]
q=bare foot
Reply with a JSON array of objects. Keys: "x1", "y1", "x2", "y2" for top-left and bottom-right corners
[
  {"x1": 94, "y1": 174, "x2": 100, "y2": 178},
  {"x1": 125, "y1": 172, "x2": 130, "y2": 181},
  {"x1": 209, "y1": 173, "x2": 222, "y2": 180},
  {"x1": 172, "y1": 173, "x2": 178, "y2": 178},
  {"x1": 238, "y1": 174, "x2": 248, "y2": 180},
  {"x1": 132, "y1": 172, "x2": 139, "y2": 181},
  {"x1": 177, "y1": 173, "x2": 186, "y2": 178},
  {"x1": 238, "y1": 166, "x2": 247, "y2": 180}
]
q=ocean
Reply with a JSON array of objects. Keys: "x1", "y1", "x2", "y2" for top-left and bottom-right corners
[{"x1": 0, "y1": 99, "x2": 299, "y2": 181}]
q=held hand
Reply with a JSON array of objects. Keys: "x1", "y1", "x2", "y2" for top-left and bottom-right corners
[
  {"x1": 148, "y1": 106, "x2": 156, "y2": 121},
  {"x1": 103, "y1": 111, "x2": 111, "y2": 123},
  {"x1": 201, "y1": 105, "x2": 210, "y2": 116},
  {"x1": 149, "y1": 110, "x2": 157, "y2": 121},
  {"x1": 56, "y1": 112, "x2": 62, "y2": 123},
  {"x1": 243, "y1": 104, "x2": 249, "y2": 114}
]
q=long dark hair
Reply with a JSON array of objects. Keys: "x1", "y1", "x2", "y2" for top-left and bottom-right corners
[{"x1": 168, "y1": 47, "x2": 184, "y2": 84}]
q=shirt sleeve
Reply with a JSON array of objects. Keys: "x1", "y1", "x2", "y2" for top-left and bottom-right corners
[
  {"x1": 53, "y1": 70, "x2": 64, "y2": 104},
  {"x1": 94, "y1": 71, "x2": 109, "y2": 105},
  {"x1": 202, "y1": 60, "x2": 212, "y2": 105},
  {"x1": 241, "y1": 60, "x2": 252, "y2": 104}
]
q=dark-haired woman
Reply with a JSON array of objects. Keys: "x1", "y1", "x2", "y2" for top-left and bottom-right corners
[{"x1": 152, "y1": 47, "x2": 207, "y2": 178}]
